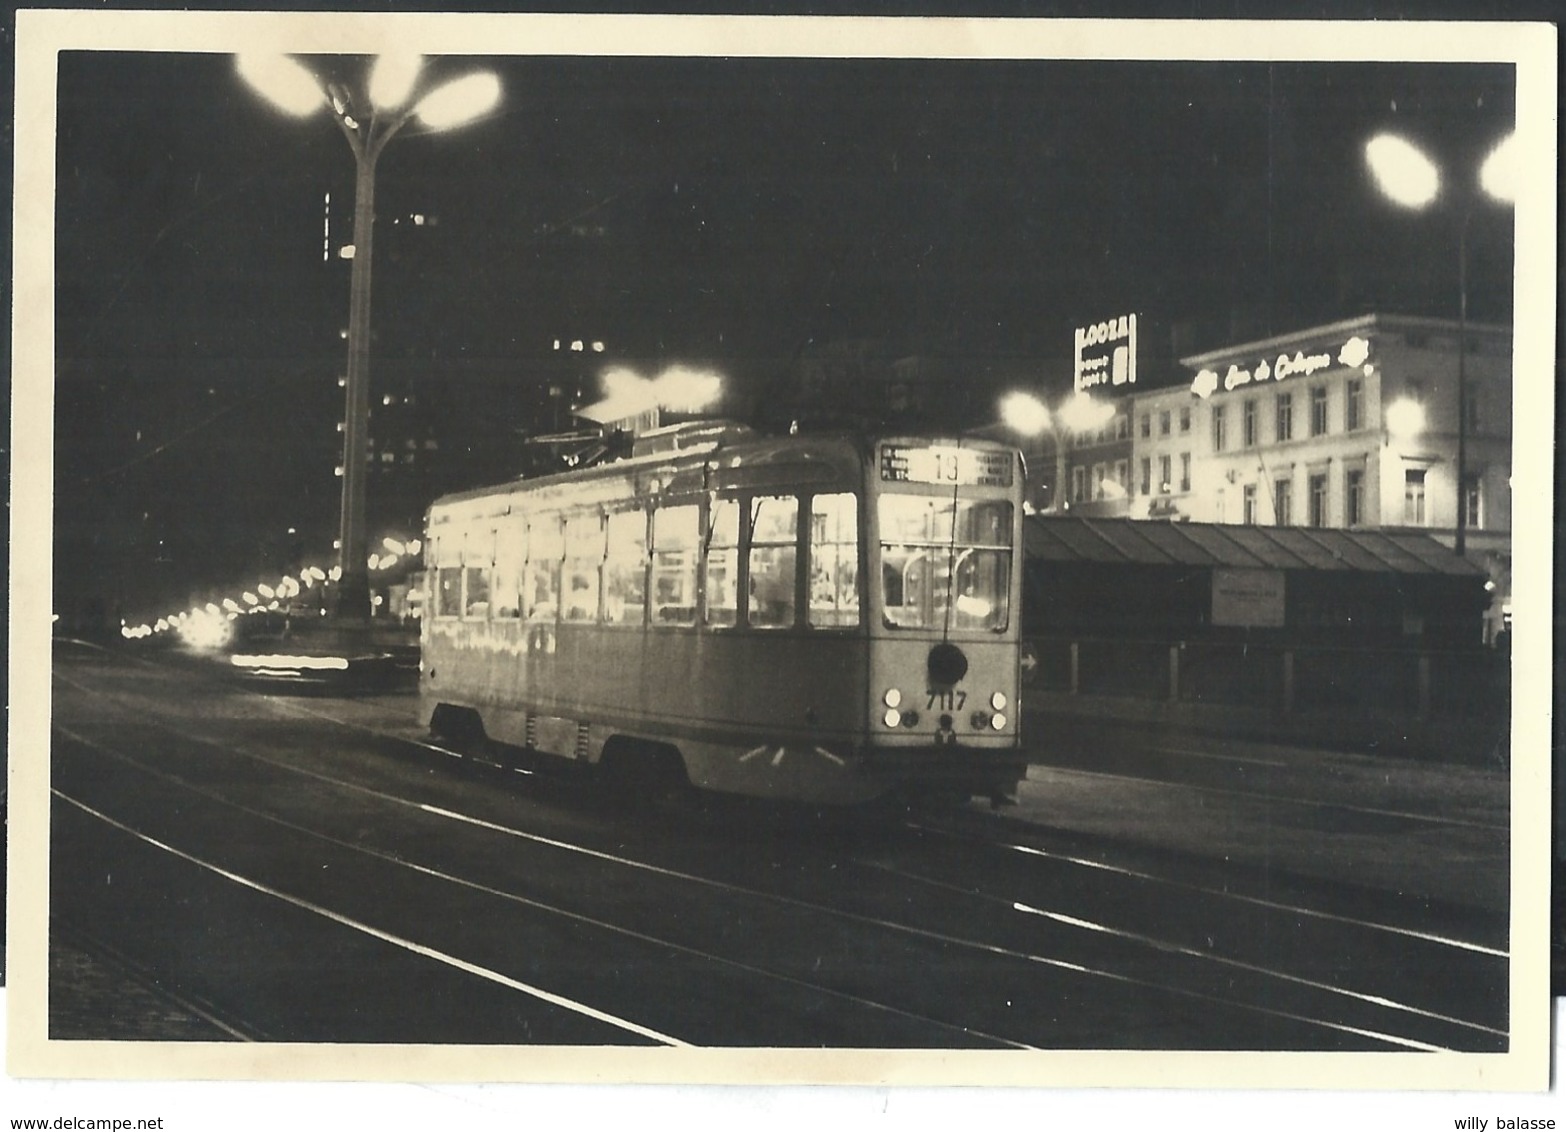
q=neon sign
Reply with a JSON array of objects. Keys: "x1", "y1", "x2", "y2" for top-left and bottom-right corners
[
  {"x1": 1074, "y1": 313, "x2": 1138, "y2": 393},
  {"x1": 1190, "y1": 336, "x2": 1371, "y2": 399}
]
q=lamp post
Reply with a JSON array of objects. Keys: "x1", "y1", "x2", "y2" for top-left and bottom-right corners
[
  {"x1": 1365, "y1": 131, "x2": 1515, "y2": 557},
  {"x1": 238, "y1": 53, "x2": 500, "y2": 619},
  {"x1": 998, "y1": 390, "x2": 1114, "y2": 513}
]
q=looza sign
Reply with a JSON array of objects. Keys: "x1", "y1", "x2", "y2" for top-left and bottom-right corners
[{"x1": 1074, "y1": 313, "x2": 1138, "y2": 393}]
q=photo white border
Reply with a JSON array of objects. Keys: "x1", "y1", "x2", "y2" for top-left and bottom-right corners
[{"x1": 8, "y1": 10, "x2": 1556, "y2": 1092}]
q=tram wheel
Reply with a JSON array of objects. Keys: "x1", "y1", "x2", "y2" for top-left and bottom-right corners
[{"x1": 598, "y1": 738, "x2": 691, "y2": 810}]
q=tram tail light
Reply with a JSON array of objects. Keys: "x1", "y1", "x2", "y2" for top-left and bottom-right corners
[
  {"x1": 992, "y1": 713, "x2": 1008, "y2": 731},
  {"x1": 883, "y1": 708, "x2": 902, "y2": 728}
]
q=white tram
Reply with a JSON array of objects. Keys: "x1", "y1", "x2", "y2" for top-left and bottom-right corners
[{"x1": 419, "y1": 423, "x2": 1026, "y2": 806}]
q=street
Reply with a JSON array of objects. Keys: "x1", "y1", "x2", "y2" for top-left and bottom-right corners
[{"x1": 46, "y1": 638, "x2": 1508, "y2": 1052}]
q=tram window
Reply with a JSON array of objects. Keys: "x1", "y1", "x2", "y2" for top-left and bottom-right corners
[
  {"x1": 525, "y1": 514, "x2": 563, "y2": 623},
  {"x1": 463, "y1": 565, "x2": 491, "y2": 619},
  {"x1": 434, "y1": 566, "x2": 462, "y2": 618},
  {"x1": 651, "y1": 504, "x2": 699, "y2": 625},
  {"x1": 491, "y1": 522, "x2": 525, "y2": 618},
  {"x1": 705, "y1": 498, "x2": 741, "y2": 627},
  {"x1": 878, "y1": 495, "x2": 1012, "y2": 632},
  {"x1": 603, "y1": 508, "x2": 648, "y2": 625},
  {"x1": 563, "y1": 513, "x2": 605, "y2": 622},
  {"x1": 809, "y1": 492, "x2": 860, "y2": 628},
  {"x1": 747, "y1": 494, "x2": 798, "y2": 629}
]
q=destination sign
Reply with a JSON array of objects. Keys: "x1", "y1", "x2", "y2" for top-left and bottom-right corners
[{"x1": 880, "y1": 445, "x2": 1013, "y2": 487}]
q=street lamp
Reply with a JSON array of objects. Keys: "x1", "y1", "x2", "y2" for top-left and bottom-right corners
[
  {"x1": 1365, "y1": 130, "x2": 1515, "y2": 556},
  {"x1": 238, "y1": 53, "x2": 501, "y2": 619},
  {"x1": 998, "y1": 390, "x2": 1113, "y2": 513}
]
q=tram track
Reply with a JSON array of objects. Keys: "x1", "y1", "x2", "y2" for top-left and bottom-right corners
[{"x1": 49, "y1": 659, "x2": 1506, "y2": 1050}]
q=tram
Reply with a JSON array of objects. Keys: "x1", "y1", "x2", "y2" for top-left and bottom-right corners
[{"x1": 419, "y1": 422, "x2": 1026, "y2": 806}]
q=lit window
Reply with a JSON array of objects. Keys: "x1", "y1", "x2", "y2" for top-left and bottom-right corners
[
  {"x1": 492, "y1": 523, "x2": 525, "y2": 618},
  {"x1": 603, "y1": 509, "x2": 648, "y2": 625},
  {"x1": 650, "y1": 505, "x2": 699, "y2": 625},
  {"x1": 463, "y1": 532, "x2": 491, "y2": 619},
  {"x1": 524, "y1": 515, "x2": 563, "y2": 623},
  {"x1": 705, "y1": 499, "x2": 741, "y2": 626},
  {"x1": 748, "y1": 495, "x2": 799, "y2": 628},
  {"x1": 809, "y1": 493, "x2": 860, "y2": 628},
  {"x1": 562, "y1": 513, "x2": 605, "y2": 622}
]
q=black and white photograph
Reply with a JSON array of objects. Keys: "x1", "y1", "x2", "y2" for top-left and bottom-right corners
[{"x1": 7, "y1": 8, "x2": 1558, "y2": 1122}]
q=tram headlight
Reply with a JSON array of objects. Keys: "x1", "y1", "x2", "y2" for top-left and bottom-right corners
[
  {"x1": 990, "y1": 691, "x2": 1008, "y2": 712},
  {"x1": 992, "y1": 713, "x2": 1008, "y2": 731},
  {"x1": 883, "y1": 708, "x2": 902, "y2": 728},
  {"x1": 883, "y1": 688, "x2": 902, "y2": 709}
]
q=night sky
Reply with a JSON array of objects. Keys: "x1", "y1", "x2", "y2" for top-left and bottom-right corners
[{"x1": 51, "y1": 46, "x2": 1517, "y2": 625}]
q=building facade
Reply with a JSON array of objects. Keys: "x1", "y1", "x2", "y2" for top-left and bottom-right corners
[{"x1": 1042, "y1": 314, "x2": 1512, "y2": 640}]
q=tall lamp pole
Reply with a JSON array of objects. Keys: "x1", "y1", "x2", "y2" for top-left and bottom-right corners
[
  {"x1": 238, "y1": 53, "x2": 500, "y2": 618},
  {"x1": 1365, "y1": 131, "x2": 1515, "y2": 558}
]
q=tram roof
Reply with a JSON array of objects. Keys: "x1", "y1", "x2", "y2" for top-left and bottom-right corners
[{"x1": 1022, "y1": 516, "x2": 1486, "y2": 577}]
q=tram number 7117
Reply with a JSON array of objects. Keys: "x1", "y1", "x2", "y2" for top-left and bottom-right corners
[{"x1": 926, "y1": 689, "x2": 967, "y2": 711}]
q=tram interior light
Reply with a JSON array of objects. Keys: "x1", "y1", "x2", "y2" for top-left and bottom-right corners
[{"x1": 883, "y1": 688, "x2": 903, "y2": 708}]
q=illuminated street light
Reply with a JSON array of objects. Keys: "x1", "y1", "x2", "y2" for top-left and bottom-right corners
[
  {"x1": 998, "y1": 389, "x2": 1111, "y2": 513},
  {"x1": 238, "y1": 52, "x2": 501, "y2": 618},
  {"x1": 1385, "y1": 397, "x2": 1426, "y2": 443},
  {"x1": 1365, "y1": 130, "x2": 1515, "y2": 556}
]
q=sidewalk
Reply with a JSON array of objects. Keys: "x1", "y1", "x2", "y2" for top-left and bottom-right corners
[{"x1": 1004, "y1": 708, "x2": 1510, "y2": 916}]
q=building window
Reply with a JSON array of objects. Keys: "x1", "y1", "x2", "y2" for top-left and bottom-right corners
[
  {"x1": 1276, "y1": 392, "x2": 1293, "y2": 442},
  {"x1": 1092, "y1": 463, "x2": 1107, "y2": 500},
  {"x1": 1274, "y1": 478, "x2": 1292, "y2": 526},
  {"x1": 1072, "y1": 465, "x2": 1087, "y2": 503},
  {"x1": 1242, "y1": 483, "x2": 1257, "y2": 525},
  {"x1": 1242, "y1": 399, "x2": 1258, "y2": 447},
  {"x1": 1179, "y1": 406, "x2": 1192, "y2": 434},
  {"x1": 1158, "y1": 455, "x2": 1172, "y2": 494},
  {"x1": 1212, "y1": 404, "x2": 1227, "y2": 452},
  {"x1": 1463, "y1": 474, "x2": 1482, "y2": 529},
  {"x1": 1310, "y1": 386, "x2": 1328, "y2": 437},
  {"x1": 1179, "y1": 453, "x2": 1191, "y2": 493},
  {"x1": 1345, "y1": 378, "x2": 1363, "y2": 431},
  {"x1": 1139, "y1": 458, "x2": 1151, "y2": 496},
  {"x1": 1139, "y1": 414, "x2": 1151, "y2": 439},
  {"x1": 1114, "y1": 459, "x2": 1128, "y2": 493},
  {"x1": 1464, "y1": 388, "x2": 1482, "y2": 433},
  {"x1": 1308, "y1": 473, "x2": 1328, "y2": 527},
  {"x1": 1159, "y1": 410, "x2": 1171, "y2": 437},
  {"x1": 1116, "y1": 415, "x2": 1130, "y2": 440},
  {"x1": 1345, "y1": 468, "x2": 1364, "y2": 527},
  {"x1": 1403, "y1": 469, "x2": 1427, "y2": 525}
]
